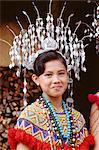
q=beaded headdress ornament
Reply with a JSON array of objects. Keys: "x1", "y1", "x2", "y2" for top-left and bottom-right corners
[{"x1": 0, "y1": 0, "x2": 99, "y2": 106}]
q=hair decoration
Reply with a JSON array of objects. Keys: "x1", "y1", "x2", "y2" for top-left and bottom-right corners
[
  {"x1": 8, "y1": 1, "x2": 95, "y2": 80},
  {"x1": 85, "y1": 1, "x2": 99, "y2": 54}
]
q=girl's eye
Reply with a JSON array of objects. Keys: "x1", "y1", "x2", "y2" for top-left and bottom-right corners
[
  {"x1": 59, "y1": 72, "x2": 65, "y2": 75},
  {"x1": 45, "y1": 74, "x2": 52, "y2": 77}
]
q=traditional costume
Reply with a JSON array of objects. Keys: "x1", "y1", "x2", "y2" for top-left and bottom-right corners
[{"x1": 8, "y1": 95, "x2": 95, "y2": 150}]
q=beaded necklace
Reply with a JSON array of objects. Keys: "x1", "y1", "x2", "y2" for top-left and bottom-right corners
[{"x1": 42, "y1": 94, "x2": 72, "y2": 140}]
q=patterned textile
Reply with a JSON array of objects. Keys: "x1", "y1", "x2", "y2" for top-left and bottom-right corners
[{"x1": 15, "y1": 99, "x2": 88, "y2": 147}]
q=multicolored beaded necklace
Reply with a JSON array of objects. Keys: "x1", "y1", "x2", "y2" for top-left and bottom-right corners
[{"x1": 41, "y1": 93, "x2": 76, "y2": 147}]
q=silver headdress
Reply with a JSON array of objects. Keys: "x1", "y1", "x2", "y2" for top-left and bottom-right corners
[
  {"x1": 1, "y1": 1, "x2": 98, "y2": 106},
  {"x1": 85, "y1": 2, "x2": 99, "y2": 54}
]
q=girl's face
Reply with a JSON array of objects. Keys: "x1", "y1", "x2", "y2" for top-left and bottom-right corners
[{"x1": 33, "y1": 60, "x2": 68, "y2": 101}]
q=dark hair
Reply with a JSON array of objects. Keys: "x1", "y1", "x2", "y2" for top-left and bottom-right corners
[{"x1": 33, "y1": 50, "x2": 67, "y2": 76}]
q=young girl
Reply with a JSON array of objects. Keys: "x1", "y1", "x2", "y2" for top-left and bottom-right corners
[{"x1": 8, "y1": 50, "x2": 97, "y2": 150}]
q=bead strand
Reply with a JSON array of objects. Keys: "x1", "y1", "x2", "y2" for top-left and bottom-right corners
[
  {"x1": 42, "y1": 94, "x2": 71, "y2": 140},
  {"x1": 38, "y1": 97, "x2": 54, "y2": 150},
  {"x1": 67, "y1": 106, "x2": 76, "y2": 147}
]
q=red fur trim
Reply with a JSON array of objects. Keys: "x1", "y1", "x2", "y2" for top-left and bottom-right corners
[
  {"x1": 8, "y1": 128, "x2": 50, "y2": 150},
  {"x1": 88, "y1": 94, "x2": 99, "y2": 106},
  {"x1": 8, "y1": 128, "x2": 95, "y2": 150},
  {"x1": 77, "y1": 134, "x2": 95, "y2": 150}
]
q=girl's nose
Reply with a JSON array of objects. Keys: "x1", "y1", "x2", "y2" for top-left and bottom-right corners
[{"x1": 52, "y1": 75, "x2": 60, "y2": 83}]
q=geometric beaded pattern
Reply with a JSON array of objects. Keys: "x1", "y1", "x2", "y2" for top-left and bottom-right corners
[{"x1": 15, "y1": 100, "x2": 88, "y2": 146}]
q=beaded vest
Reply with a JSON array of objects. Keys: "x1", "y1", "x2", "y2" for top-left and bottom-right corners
[{"x1": 15, "y1": 98, "x2": 88, "y2": 148}]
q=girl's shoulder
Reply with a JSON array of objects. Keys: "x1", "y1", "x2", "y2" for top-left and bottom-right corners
[
  {"x1": 72, "y1": 107, "x2": 87, "y2": 132},
  {"x1": 15, "y1": 100, "x2": 49, "y2": 131},
  {"x1": 73, "y1": 107, "x2": 85, "y2": 119},
  {"x1": 18, "y1": 100, "x2": 44, "y2": 119},
  {"x1": 72, "y1": 108, "x2": 85, "y2": 121}
]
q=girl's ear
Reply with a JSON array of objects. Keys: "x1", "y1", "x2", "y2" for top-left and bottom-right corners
[{"x1": 32, "y1": 74, "x2": 39, "y2": 86}]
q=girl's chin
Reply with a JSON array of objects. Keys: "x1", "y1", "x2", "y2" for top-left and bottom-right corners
[
  {"x1": 52, "y1": 90, "x2": 64, "y2": 95},
  {"x1": 44, "y1": 90, "x2": 65, "y2": 99},
  {"x1": 49, "y1": 92, "x2": 63, "y2": 98}
]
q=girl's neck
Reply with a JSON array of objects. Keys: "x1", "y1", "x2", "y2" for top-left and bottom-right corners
[{"x1": 42, "y1": 93, "x2": 62, "y2": 110}]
